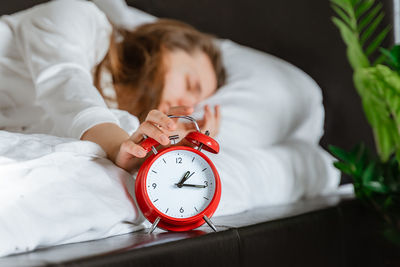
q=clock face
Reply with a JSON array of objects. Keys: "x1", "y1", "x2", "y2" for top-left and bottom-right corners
[{"x1": 145, "y1": 149, "x2": 216, "y2": 219}]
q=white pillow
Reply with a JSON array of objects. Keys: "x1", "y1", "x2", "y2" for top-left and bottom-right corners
[{"x1": 198, "y1": 39, "x2": 325, "y2": 149}]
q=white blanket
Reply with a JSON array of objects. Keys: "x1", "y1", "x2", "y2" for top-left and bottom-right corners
[
  {"x1": 0, "y1": 130, "x2": 144, "y2": 257},
  {"x1": 0, "y1": 0, "x2": 341, "y2": 258}
]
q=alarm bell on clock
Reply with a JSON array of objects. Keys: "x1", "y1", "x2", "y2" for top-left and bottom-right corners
[{"x1": 135, "y1": 115, "x2": 221, "y2": 234}]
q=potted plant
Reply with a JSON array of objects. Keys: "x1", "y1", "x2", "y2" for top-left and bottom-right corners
[{"x1": 330, "y1": 0, "x2": 400, "y2": 244}]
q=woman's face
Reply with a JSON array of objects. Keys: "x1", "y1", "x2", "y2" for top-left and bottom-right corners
[{"x1": 158, "y1": 49, "x2": 217, "y2": 113}]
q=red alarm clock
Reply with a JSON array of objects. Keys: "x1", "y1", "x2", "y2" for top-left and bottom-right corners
[{"x1": 135, "y1": 115, "x2": 221, "y2": 233}]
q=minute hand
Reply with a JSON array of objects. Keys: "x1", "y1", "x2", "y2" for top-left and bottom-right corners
[
  {"x1": 175, "y1": 183, "x2": 206, "y2": 188},
  {"x1": 177, "y1": 171, "x2": 190, "y2": 186},
  {"x1": 178, "y1": 171, "x2": 195, "y2": 186}
]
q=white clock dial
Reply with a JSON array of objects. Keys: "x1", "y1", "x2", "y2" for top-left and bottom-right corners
[{"x1": 146, "y1": 149, "x2": 216, "y2": 219}]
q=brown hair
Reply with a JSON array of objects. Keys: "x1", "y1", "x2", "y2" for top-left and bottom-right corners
[{"x1": 94, "y1": 19, "x2": 226, "y2": 122}]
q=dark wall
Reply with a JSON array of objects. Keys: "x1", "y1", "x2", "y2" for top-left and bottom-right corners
[
  {"x1": 127, "y1": 0, "x2": 394, "y2": 152},
  {"x1": 0, "y1": 0, "x2": 48, "y2": 14},
  {"x1": 0, "y1": 0, "x2": 394, "y2": 152}
]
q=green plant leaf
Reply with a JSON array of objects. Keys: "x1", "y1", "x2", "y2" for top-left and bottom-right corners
[
  {"x1": 375, "y1": 124, "x2": 396, "y2": 161},
  {"x1": 373, "y1": 53, "x2": 387, "y2": 66},
  {"x1": 357, "y1": 2, "x2": 382, "y2": 32},
  {"x1": 354, "y1": 68, "x2": 386, "y2": 115},
  {"x1": 362, "y1": 162, "x2": 376, "y2": 183},
  {"x1": 380, "y1": 48, "x2": 397, "y2": 66},
  {"x1": 380, "y1": 46, "x2": 400, "y2": 72},
  {"x1": 355, "y1": 0, "x2": 374, "y2": 18},
  {"x1": 353, "y1": 66, "x2": 400, "y2": 161},
  {"x1": 350, "y1": 0, "x2": 362, "y2": 7},
  {"x1": 390, "y1": 45, "x2": 400, "y2": 64},
  {"x1": 365, "y1": 26, "x2": 390, "y2": 56},
  {"x1": 332, "y1": 4, "x2": 354, "y2": 30},
  {"x1": 364, "y1": 180, "x2": 389, "y2": 193},
  {"x1": 333, "y1": 161, "x2": 354, "y2": 175},
  {"x1": 332, "y1": 16, "x2": 357, "y2": 45},
  {"x1": 376, "y1": 64, "x2": 400, "y2": 94},
  {"x1": 360, "y1": 12, "x2": 384, "y2": 45},
  {"x1": 329, "y1": 145, "x2": 354, "y2": 162},
  {"x1": 332, "y1": 17, "x2": 370, "y2": 68},
  {"x1": 331, "y1": 0, "x2": 355, "y2": 16}
]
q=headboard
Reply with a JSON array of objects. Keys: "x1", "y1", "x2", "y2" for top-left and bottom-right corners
[{"x1": 0, "y1": 0, "x2": 394, "y2": 151}]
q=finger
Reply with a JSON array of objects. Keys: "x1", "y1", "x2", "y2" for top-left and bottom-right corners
[
  {"x1": 202, "y1": 105, "x2": 220, "y2": 137},
  {"x1": 168, "y1": 106, "x2": 194, "y2": 117},
  {"x1": 205, "y1": 104, "x2": 212, "y2": 116},
  {"x1": 146, "y1": 109, "x2": 176, "y2": 131},
  {"x1": 130, "y1": 121, "x2": 166, "y2": 144},
  {"x1": 214, "y1": 105, "x2": 221, "y2": 136},
  {"x1": 139, "y1": 121, "x2": 170, "y2": 146},
  {"x1": 214, "y1": 105, "x2": 221, "y2": 124},
  {"x1": 120, "y1": 140, "x2": 148, "y2": 158},
  {"x1": 203, "y1": 105, "x2": 213, "y2": 129},
  {"x1": 196, "y1": 105, "x2": 209, "y2": 130}
]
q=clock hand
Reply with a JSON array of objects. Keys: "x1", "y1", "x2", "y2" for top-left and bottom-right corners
[
  {"x1": 180, "y1": 171, "x2": 195, "y2": 186},
  {"x1": 175, "y1": 183, "x2": 206, "y2": 188},
  {"x1": 177, "y1": 171, "x2": 190, "y2": 187},
  {"x1": 177, "y1": 171, "x2": 195, "y2": 187}
]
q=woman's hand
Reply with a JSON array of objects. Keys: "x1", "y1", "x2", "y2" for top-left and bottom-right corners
[
  {"x1": 114, "y1": 106, "x2": 193, "y2": 172},
  {"x1": 81, "y1": 105, "x2": 220, "y2": 173},
  {"x1": 172, "y1": 105, "x2": 221, "y2": 139},
  {"x1": 196, "y1": 104, "x2": 221, "y2": 138}
]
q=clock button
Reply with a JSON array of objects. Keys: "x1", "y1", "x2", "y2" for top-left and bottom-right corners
[{"x1": 185, "y1": 132, "x2": 219, "y2": 154}]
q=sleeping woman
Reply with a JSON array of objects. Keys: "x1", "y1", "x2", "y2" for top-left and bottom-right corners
[
  {"x1": 0, "y1": 2, "x2": 342, "y2": 252},
  {"x1": 0, "y1": 0, "x2": 225, "y2": 172}
]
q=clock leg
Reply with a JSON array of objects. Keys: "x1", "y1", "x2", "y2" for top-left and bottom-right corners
[
  {"x1": 148, "y1": 217, "x2": 161, "y2": 234},
  {"x1": 203, "y1": 215, "x2": 217, "y2": 232}
]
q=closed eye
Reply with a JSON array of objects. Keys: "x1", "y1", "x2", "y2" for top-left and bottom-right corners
[
  {"x1": 195, "y1": 82, "x2": 201, "y2": 95},
  {"x1": 186, "y1": 76, "x2": 201, "y2": 97},
  {"x1": 185, "y1": 75, "x2": 191, "y2": 92}
]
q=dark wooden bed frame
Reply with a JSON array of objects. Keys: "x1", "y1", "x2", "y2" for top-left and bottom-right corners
[{"x1": 0, "y1": 0, "x2": 399, "y2": 266}]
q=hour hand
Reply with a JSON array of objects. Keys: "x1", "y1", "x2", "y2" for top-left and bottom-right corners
[
  {"x1": 175, "y1": 183, "x2": 206, "y2": 188},
  {"x1": 177, "y1": 171, "x2": 190, "y2": 187}
]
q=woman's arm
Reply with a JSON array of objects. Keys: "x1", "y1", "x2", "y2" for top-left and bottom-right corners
[
  {"x1": 81, "y1": 123, "x2": 129, "y2": 163},
  {"x1": 81, "y1": 105, "x2": 220, "y2": 173},
  {"x1": 81, "y1": 107, "x2": 190, "y2": 172},
  {"x1": 15, "y1": 0, "x2": 117, "y2": 139}
]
